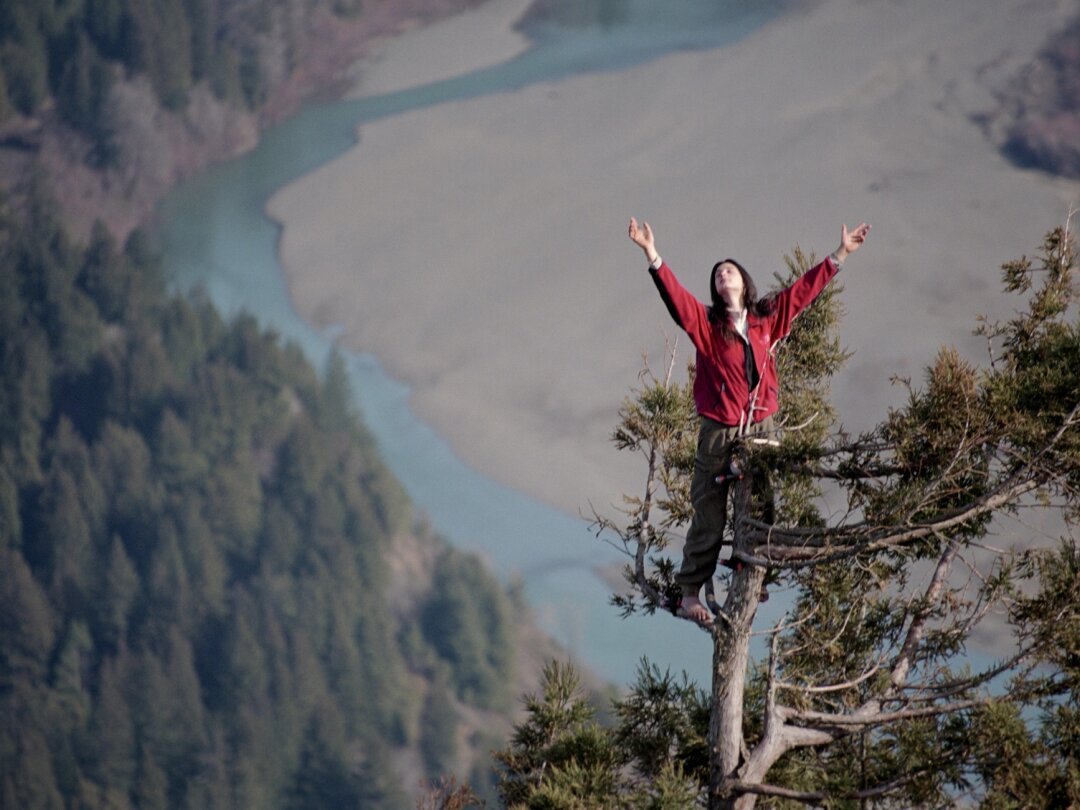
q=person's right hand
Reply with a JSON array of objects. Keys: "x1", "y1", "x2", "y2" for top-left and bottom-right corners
[{"x1": 628, "y1": 217, "x2": 658, "y2": 262}]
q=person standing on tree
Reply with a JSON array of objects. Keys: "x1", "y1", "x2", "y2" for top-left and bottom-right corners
[{"x1": 627, "y1": 217, "x2": 870, "y2": 625}]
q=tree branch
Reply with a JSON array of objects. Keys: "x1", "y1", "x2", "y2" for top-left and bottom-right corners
[
  {"x1": 889, "y1": 536, "x2": 958, "y2": 691},
  {"x1": 738, "y1": 476, "x2": 1042, "y2": 568},
  {"x1": 897, "y1": 644, "x2": 1037, "y2": 704},
  {"x1": 761, "y1": 621, "x2": 782, "y2": 745},
  {"x1": 729, "y1": 768, "x2": 929, "y2": 803},
  {"x1": 740, "y1": 396, "x2": 1078, "y2": 568},
  {"x1": 783, "y1": 697, "x2": 987, "y2": 729},
  {"x1": 777, "y1": 663, "x2": 882, "y2": 695}
]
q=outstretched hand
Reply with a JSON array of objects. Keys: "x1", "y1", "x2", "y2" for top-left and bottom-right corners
[
  {"x1": 837, "y1": 222, "x2": 871, "y2": 262},
  {"x1": 628, "y1": 217, "x2": 658, "y2": 263}
]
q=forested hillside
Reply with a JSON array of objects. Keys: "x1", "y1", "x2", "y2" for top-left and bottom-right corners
[
  {"x1": 0, "y1": 0, "x2": 484, "y2": 239},
  {"x1": 0, "y1": 185, "x2": 519, "y2": 808}
]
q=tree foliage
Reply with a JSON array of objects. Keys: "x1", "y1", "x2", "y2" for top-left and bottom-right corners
[
  {"x1": 499, "y1": 225, "x2": 1079, "y2": 809},
  {"x1": 0, "y1": 191, "x2": 517, "y2": 807},
  {"x1": 0, "y1": 0, "x2": 376, "y2": 156},
  {"x1": 423, "y1": 548, "x2": 517, "y2": 710},
  {"x1": 491, "y1": 660, "x2": 703, "y2": 809}
]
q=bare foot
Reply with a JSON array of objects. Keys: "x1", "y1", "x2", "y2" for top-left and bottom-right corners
[{"x1": 676, "y1": 594, "x2": 713, "y2": 626}]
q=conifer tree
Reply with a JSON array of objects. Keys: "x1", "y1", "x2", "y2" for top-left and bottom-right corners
[
  {"x1": 487, "y1": 227, "x2": 1076, "y2": 809},
  {"x1": 581, "y1": 225, "x2": 1079, "y2": 808},
  {"x1": 1, "y1": 190, "x2": 525, "y2": 806}
]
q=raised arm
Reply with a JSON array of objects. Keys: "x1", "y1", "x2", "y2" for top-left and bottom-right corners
[
  {"x1": 629, "y1": 217, "x2": 711, "y2": 344},
  {"x1": 771, "y1": 221, "x2": 872, "y2": 338},
  {"x1": 628, "y1": 217, "x2": 660, "y2": 265}
]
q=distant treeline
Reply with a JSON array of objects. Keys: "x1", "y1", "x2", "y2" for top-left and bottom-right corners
[
  {"x1": 0, "y1": 0, "x2": 361, "y2": 161},
  {"x1": 0, "y1": 186, "x2": 515, "y2": 808}
]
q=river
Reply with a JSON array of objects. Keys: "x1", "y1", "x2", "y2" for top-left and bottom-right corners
[{"x1": 156, "y1": 0, "x2": 791, "y2": 687}]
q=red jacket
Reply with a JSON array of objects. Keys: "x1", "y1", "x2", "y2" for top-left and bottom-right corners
[{"x1": 650, "y1": 257, "x2": 839, "y2": 428}]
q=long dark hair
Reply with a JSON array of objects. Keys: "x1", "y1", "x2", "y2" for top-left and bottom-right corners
[{"x1": 707, "y1": 258, "x2": 776, "y2": 341}]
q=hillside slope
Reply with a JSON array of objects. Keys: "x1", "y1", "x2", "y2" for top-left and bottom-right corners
[
  {"x1": 0, "y1": 0, "x2": 486, "y2": 241},
  {"x1": 0, "y1": 188, "x2": 563, "y2": 808}
]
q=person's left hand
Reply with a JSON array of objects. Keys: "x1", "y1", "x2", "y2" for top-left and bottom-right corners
[{"x1": 836, "y1": 222, "x2": 871, "y2": 261}]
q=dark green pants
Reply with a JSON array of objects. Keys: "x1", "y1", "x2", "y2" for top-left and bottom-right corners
[{"x1": 677, "y1": 416, "x2": 774, "y2": 597}]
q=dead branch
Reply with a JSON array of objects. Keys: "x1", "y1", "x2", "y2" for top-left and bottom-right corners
[
  {"x1": 889, "y1": 536, "x2": 959, "y2": 691},
  {"x1": 777, "y1": 663, "x2": 882, "y2": 695},
  {"x1": 784, "y1": 697, "x2": 988, "y2": 730}
]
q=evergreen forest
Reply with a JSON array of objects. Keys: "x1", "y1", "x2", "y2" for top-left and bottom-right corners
[
  {"x1": 0, "y1": 185, "x2": 518, "y2": 809},
  {"x1": 0, "y1": 0, "x2": 367, "y2": 162}
]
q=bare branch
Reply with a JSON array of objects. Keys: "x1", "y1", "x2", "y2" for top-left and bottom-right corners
[
  {"x1": 738, "y1": 475, "x2": 1043, "y2": 568},
  {"x1": 897, "y1": 644, "x2": 1038, "y2": 703},
  {"x1": 773, "y1": 411, "x2": 820, "y2": 434},
  {"x1": 751, "y1": 603, "x2": 820, "y2": 641},
  {"x1": 889, "y1": 536, "x2": 959, "y2": 691},
  {"x1": 784, "y1": 697, "x2": 988, "y2": 729},
  {"x1": 787, "y1": 461, "x2": 903, "y2": 480},
  {"x1": 1062, "y1": 203, "x2": 1076, "y2": 271},
  {"x1": 663, "y1": 333, "x2": 679, "y2": 386},
  {"x1": 757, "y1": 622, "x2": 784, "y2": 759},
  {"x1": 729, "y1": 768, "x2": 930, "y2": 803},
  {"x1": 777, "y1": 663, "x2": 882, "y2": 695},
  {"x1": 727, "y1": 780, "x2": 825, "y2": 803}
]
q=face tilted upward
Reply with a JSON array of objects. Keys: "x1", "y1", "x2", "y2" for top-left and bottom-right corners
[{"x1": 714, "y1": 261, "x2": 745, "y2": 307}]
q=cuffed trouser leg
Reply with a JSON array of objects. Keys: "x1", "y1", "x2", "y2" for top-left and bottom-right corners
[
  {"x1": 676, "y1": 416, "x2": 775, "y2": 598},
  {"x1": 677, "y1": 418, "x2": 739, "y2": 597}
]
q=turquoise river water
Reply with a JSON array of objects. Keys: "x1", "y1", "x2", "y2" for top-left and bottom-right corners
[{"x1": 156, "y1": 0, "x2": 790, "y2": 687}]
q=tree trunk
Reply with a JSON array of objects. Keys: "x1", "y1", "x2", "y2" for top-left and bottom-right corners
[{"x1": 708, "y1": 479, "x2": 766, "y2": 810}]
